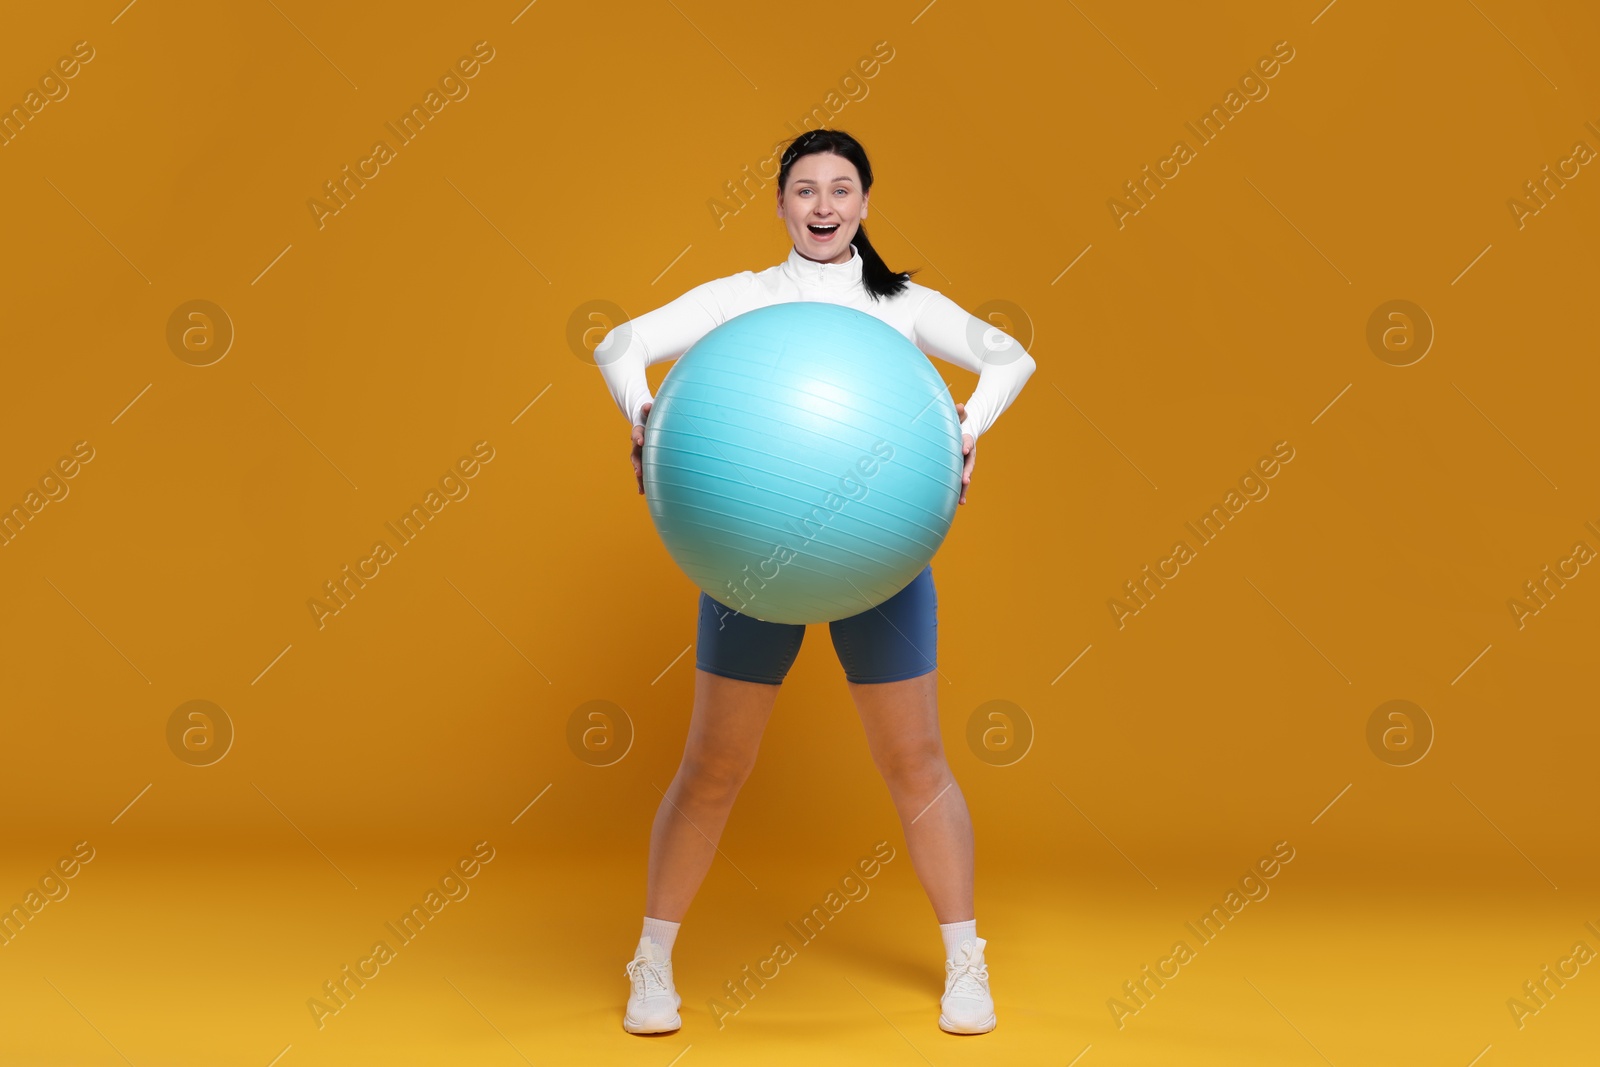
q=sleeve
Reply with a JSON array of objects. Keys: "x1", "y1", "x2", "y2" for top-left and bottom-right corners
[
  {"x1": 909, "y1": 288, "x2": 1038, "y2": 442},
  {"x1": 594, "y1": 273, "x2": 751, "y2": 429}
]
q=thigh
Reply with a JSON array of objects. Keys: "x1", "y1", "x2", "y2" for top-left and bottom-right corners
[
  {"x1": 695, "y1": 591, "x2": 807, "y2": 686},
  {"x1": 845, "y1": 669, "x2": 943, "y2": 780},
  {"x1": 681, "y1": 667, "x2": 785, "y2": 781},
  {"x1": 828, "y1": 565, "x2": 937, "y2": 685}
]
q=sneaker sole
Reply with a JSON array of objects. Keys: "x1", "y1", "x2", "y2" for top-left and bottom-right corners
[
  {"x1": 939, "y1": 1012, "x2": 997, "y2": 1034},
  {"x1": 623, "y1": 1012, "x2": 682, "y2": 1034}
]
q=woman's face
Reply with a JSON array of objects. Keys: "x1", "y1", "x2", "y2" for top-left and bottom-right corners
[{"x1": 777, "y1": 152, "x2": 867, "y2": 265}]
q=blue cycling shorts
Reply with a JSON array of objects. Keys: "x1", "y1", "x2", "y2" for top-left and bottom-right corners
[{"x1": 695, "y1": 565, "x2": 937, "y2": 686}]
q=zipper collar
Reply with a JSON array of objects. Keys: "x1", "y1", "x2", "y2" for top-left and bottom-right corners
[{"x1": 782, "y1": 242, "x2": 863, "y2": 289}]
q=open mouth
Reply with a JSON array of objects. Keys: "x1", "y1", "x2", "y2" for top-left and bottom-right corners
[{"x1": 807, "y1": 223, "x2": 840, "y2": 239}]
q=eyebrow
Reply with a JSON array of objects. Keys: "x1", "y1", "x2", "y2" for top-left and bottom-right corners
[{"x1": 792, "y1": 176, "x2": 855, "y2": 184}]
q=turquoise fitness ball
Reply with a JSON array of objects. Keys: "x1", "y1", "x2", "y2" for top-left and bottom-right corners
[{"x1": 642, "y1": 301, "x2": 963, "y2": 625}]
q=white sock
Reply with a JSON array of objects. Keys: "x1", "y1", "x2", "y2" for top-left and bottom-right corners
[
  {"x1": 939, "y1": 918, "x2": 978, "y2": 960},
  {"x1": 642, "y1": 915, "x2": 680, "y2": 956}
]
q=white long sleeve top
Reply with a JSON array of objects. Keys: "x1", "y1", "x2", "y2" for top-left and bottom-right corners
[{"x1": 594, "y1": 244, "x2": 1037, "y2": 443}]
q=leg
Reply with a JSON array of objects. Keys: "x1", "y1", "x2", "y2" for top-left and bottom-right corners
[
  {"x1": 644, "y1": 669, "x2": 782, "y2": 920},
  {"x1": 644, "y1": 593, "x2": 805, "y2": 920},
  {"x1": 849, "y1": 671, "x2": 995, "y2": 1037},
  {"x1": 829, "y1": 566, "x2": 972, "y2": 922},
  {"x1": 846, "y1": 669, "x2": 974, "y2": 923}
]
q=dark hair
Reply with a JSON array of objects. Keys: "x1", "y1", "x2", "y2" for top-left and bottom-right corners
[{"x1": 777, "y1": 128, "x2": 916, "y2": 302}]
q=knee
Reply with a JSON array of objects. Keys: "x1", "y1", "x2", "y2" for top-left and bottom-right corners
[
  {"x1": 676, "y1": 752, "x2": 754, "y2": 803},
  {"x1": 876, "y1": 739, "x2": 949, "y2": 797}
]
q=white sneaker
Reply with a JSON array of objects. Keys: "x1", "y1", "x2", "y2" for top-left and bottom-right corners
[
  {"x1": 939, "y1": 936, "x2": 996, "y2": 1034},
  {"x1": 623, "y1": 936, "x2": 682, "y2": 1034}
]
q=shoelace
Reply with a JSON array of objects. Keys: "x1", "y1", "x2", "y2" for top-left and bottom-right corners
[
  {"x1": 626, "y1": 955, "x2": 670, "y2": 997},
  {"x1": 946, "y1": 951, "x2": 989, "y2": 1000}
]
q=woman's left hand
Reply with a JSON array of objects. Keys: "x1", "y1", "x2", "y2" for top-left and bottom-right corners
[{"x1": 955, "y1": 402, "x2": 975, "y2": 505}]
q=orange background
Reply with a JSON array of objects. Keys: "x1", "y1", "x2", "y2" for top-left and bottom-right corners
[{"x1": 1, "y1": 1, "x2": 1597, "y2": 1064}]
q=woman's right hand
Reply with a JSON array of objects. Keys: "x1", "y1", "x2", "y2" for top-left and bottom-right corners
[{"x1": 630, "y1": 400, "x2": 653, "y2": 495}]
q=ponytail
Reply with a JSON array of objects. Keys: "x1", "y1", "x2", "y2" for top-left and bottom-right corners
[{"x1": 851, "y1": 222, "x2": 916, "y2": 302}]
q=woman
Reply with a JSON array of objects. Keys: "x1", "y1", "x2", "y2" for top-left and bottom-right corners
[{"x1": 594, "y1": 128, "x2": 1036, "y2": 1035}]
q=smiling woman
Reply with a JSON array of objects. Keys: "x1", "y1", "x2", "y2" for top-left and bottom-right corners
[
  {"x1": 597, "y1": 127, "x2": 1036, "y2": 1039},
  {"x1": 776, "y1": 136, "x2": 896, "y2": 279}
]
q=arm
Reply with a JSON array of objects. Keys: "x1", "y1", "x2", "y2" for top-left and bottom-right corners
[
  {"x1": 910, "y1": 289, "x2": 1038, "y2": 442},
  {"x1": 595, "y1": 274, "x2": 751, "y2": 428}
]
